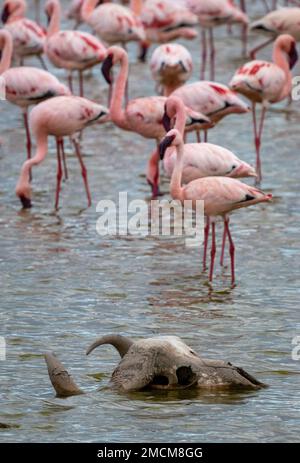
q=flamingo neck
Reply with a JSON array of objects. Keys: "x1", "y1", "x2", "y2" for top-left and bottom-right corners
[
  {"x1": 7, "y1": 1, "x2": 26, "y2": 23},
  {"x1": 130, "y1": 0, "x2": 143, "y2": 16},
  {"x1": 164, "y1": 82, "x2": 182, "y2": 97},
  {"x1": 110, "y1": 53, "x2": 129, "y2": 130},
  {"x1": 81, "y1": 0, "x2": 98, "y2": 22},
  {"x1": 173, "y1": 102, "x2": 186, "y2": 137},
  {"x1": 273, "y1": 45, "x2": 292, "y2": 97},
  {"x1": 17, "y1": 131, "x2": 48, "y2": 195},
  {"x1": 0, "y1": 32, "x2": 13, "y2": 74},
  {"x1": 170, "y1": 140, "x2": 184, "y2": 202},
  {"x1": 47, "y1": 1, "x2": 61, "y2": 37}
]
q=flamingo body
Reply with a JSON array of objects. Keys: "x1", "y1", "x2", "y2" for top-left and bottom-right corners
[{"x1": 251, "y1": 7, "x2": 300, "y2": 42}]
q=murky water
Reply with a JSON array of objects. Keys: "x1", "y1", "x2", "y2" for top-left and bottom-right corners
[{"x1": 1, "y1": 1, "x2": 300, "y2": 443}]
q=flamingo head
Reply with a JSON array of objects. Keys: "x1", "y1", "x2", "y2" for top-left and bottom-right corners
[
  {"x1": 275, "y1": 34, "x2": 298, "y2": 70},
  {"x1": 16, "y1": 182, "x2": 32, "y2": 209},
  {"x1": 45, "y1": 0, "x2": 57, "y2": 25},
  {"x1": 159, "y1": 129, "x2": 181, "y2": 160},
  {"x1": 1, "y1": 3, "x2": 10, "y2": 23},
  {"x1": 1, "y1": 0, "x2": 25, "y2": 24},
  {"x1": 101, "y1": 46, "x2": 126, "y2": 84}
]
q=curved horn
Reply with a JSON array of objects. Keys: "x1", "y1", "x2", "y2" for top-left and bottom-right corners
[
  {"x1": 44, "y1": 352, "x2": 83, "y2": 397},
  {"x1": 86, "y1": 335, "x2": 133, "y2": 358}
]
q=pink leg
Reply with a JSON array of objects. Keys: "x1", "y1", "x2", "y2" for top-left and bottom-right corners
[
  {"x1": 204, "y1": 130, "x2": 208, "y2": 143},
  {"x1": 60, "y1": 138, "x2": 68, "y2": 180},
  {"x1": 252, "y1": 103, "x2": 265, "y2": 184},
  {"x1": 68, "y1": 72, "x2": 73, "y2": 94},
  {"x1": 79, "y1": 71, "x2": 84, "y2": 98},
  {"x1": 220, "y1": 222, "x2": 227, "y2": 266},
  {"x1": 224, "y1": 218, "x2": 235, "y2": 287},
  {"x1": 209, "y1": 221, "x2": 216, "y2": 283},
  {"x1": 55, "y1": 138, "x2": 63, "y2": 210},
  {"x1": 209, "y1": 28, "x2": 215, "y2": 81},
  {"x1": 196, "y1": 131, "x2": 201, "y2": 143},
  {"x1": 201, "y1": 29, "x2": 207, "y2": 80},
  {"x1": 203, "y1": 217, "x2": 210, "y2": 271},
  {"x1": 38, "y1": 55, "x2": 48, "y2": 71},
  {"x1": 72, "y1": 138, "x2": 92, "y2": 207},
  {"x1": 23, "y1": 110, "x2": 32, "y2": 181},
  {"x1": 249, "y1": 37, "x2": 274, "y2": 60}
]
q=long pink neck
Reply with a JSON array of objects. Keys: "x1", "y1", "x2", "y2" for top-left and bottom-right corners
[
  {"x1": 7, "y1": 1, "x2": 26, "y2": 23},
  {"x1": 170, "y1": 139, "x2": 184, "y2": 202},
  {"x1": 110, "y1": 53, "x2": 130, "y2": 130},
  {"x1": 47, "y1": 1, "x2": 61, "y2": 37},
  {"x1": 130, "y1": 0, "x2": 143, "y2": 15},
  {"x1": 81, "y1": 0, "x2": 98, "y2": 21},
  {"x1": 173, "y1": 101, "x2": 186, "y2": 137},
  {"x1": 18, "y1": 130, "x2": 48, "y2": 189},
  {"x1": 0, "y1": 33, "x2": 13, "y2": 74},
  {"x1": 273, "y1": 44, "x2": 292, "y2": 98}
]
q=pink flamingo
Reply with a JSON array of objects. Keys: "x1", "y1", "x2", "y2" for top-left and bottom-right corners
[
  {"x1": 160, "y1": 96, "x2": 256, "y2": 183},
  {"x1": 250, "y1": 7, "x2": 300, "y2": 58},
  {"x1": 81, "y1": 0, "x2": 145, "y2": 46},
  {"x1": 185, "y1": 0, "x2": 249, "y2": 80},
  {"x1": 101, "y1": 45, "x2": 212, "y2": 197},
  {"x1": 66, "y1": 0, "x2": 84, "y2": 29},
  {"x1": 131, "y1": 0, "x2": 198, "y2": 61},
  {"x1": 229, "y1": 34, "x2": 298, "y2": 183},
  {"x1": 172, "y1": 81, "x2": 249, "y2": 142},
  {"x1": 15, "y1": 95, "x2": 109, "y2": 210},
  {"x1": 45, "y1": 0, "x2": 107, "y2": 97},
  {"x1": 159, "y1": 125, "x2": 272, "y2": 287},
  {"x1": 1, "y1": 0, "x2": 46, "y2": 68},
  {"x1": 0, "y1": 29, "x2": 70, "y2": 163},
  {"x1": 150, "y1": 43, "x2": 193, "y2": 96}
]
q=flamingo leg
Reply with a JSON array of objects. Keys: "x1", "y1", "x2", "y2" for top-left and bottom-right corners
[
  {"x1": 79, "y1": 71, "x2": 84, "y2": 98},
  {"x1": 68, "y1": 72, "x2": 73, "y2": 94},
  {"x1": 209, "y1": 221, "x2": 216, "y2": 283},
  {"x1": 37, "y1": 55, "x2": 48, "y2": 71},
  {"x1": 23, "y1": 110, "x2": 32, "y2": 181},
  {"x1": 201, "y1": 29, "x2": 207, "y2": 80},
  {"x1": 72, "y1": 138, "x2": 92, "y2": 207},
  {"x1": 204, "y1": 130, "x2": 208, "y2": 143},
  {"x1": 196, "y1": 131, "x2": 201, "y2": 143},
  {"x1": 249, "y1": 37, "x2": 274, "y2": 60},
  {"x1": 203, "y1": 216, "x2": 210, "y2": 271},
  {"x1": 220, "y1": 222, "x2": 227, "y2": 266},
  {"x1": 225, "y1": 217, "x2": 235, "y2": 287},
  {"x1": 252, "y1": 102, "x2": 266, "y2": 184},
  {"x1": 55, "y1": 138, "x2": 63, "y2": 210},
  {"x1": 146, "y1": 147, "x2": 161, "y2": 198},
  {"x1": 60, "y1": 138, "x2": 68, "y2": 180},
  {"x1": 209, "y1": 28, "x2": 215, "y2": 81}
]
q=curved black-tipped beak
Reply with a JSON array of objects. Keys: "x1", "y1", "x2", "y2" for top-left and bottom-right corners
[
  {"x1": 46, "y1": 11, "x2": 51, "y2": 26},
  {"x1": 19, "y1": 195, "x2": 32, "y2": 209},
  {"x1": 289, "y1": 42, "x2": 298, "y2": 70},
  {"x1": 1, "y1": 5, "x2": 10, "y2": 24},
  {"x1": 159, "y1": 134, "x2": 175, "y2": 160},
  {"x1": 101, "y1": 54, "x2": 113, "y2": 84},
  {"x1": 162, "y1": 109, "x2": 172, "y2": 132}
]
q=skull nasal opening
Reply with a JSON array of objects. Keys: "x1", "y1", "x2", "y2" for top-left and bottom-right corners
[
  {"x1": 176, "y1": 366, "x2": 195, "y2": 386},
  {"x1": 152, "y1": 375, "x2": 169, "y2": 386}
]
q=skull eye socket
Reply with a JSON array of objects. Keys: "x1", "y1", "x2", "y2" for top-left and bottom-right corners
[
  {"x1": 176, "y1": 366, "x2": 196, "y2": 386},
  {"x1": 152, "y1": 375, "x2": 169, "y2": 386}
]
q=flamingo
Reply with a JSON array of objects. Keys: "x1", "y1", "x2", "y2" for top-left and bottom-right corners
[
  {"x1": 0, "y1": 29, "x2": 70, "y2": 163},
  {"x1": 101, "y1": 45, "x2": 212, "y2": 197},
  {"x1": 159, "y1": 125, "x2": 272, "y2": 287},
  {"x1": 66, "y1": 0, "x2": 84, "y2": 29},
  {"x1": 229, "y1": 34, "x2": 298, "y2": 183},
  {"x1": 44, "y1": 0, "x2": 107, "y2": 97},
  {"x1": 81, "y1": 0, "x2": 145, "y2": 47},
  {"x1": 250, "y1": 7, "x2": 300, "y2": 58},
  {"x1": 131, "y1": 0, "x2": 198, "y2": 61},
  {"x1": 172, "y1": 81, "x2": 249, "y2": 142},
  {"x1": 150, "y1": 43, "x2": 193, "y2": 96},
  {"x1": 15, "y1": 95, "x2": 109, "y2": 210},
  {"x1": 160, "y1": 96, "x2": 256, "y2": 183},
  {"x1": 185, "y1": 0, "x2": 249, "y2": 80},
  {"x1": 1, "y1": 0, "x2": 46, "y2": 68}
]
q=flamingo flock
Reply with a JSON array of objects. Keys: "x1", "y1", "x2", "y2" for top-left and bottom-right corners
[{"x1": 1, "y1": 0, "x2": 299, "y2": 287}]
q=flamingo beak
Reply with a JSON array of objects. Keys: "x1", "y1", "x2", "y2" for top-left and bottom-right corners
[
  {"x1": 101, "y1": 54, "x2": 113, "y2": 84},
  {"x1": 289, "y1": 42, "x2": 298, "y2": 69},
  {"x1": 1, "y1": 5, "x2": 10, "y2": 24},
  {"x1": 19, "y1": 195, "x2": 32, "y2": 209},
  {"x1": 159, "y1": 135, "x2": 175, "y2": 160}
]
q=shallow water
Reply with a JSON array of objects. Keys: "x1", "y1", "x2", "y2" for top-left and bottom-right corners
[{"x1": 0, "y1": 1, "x2": 300, "y2": 443}]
